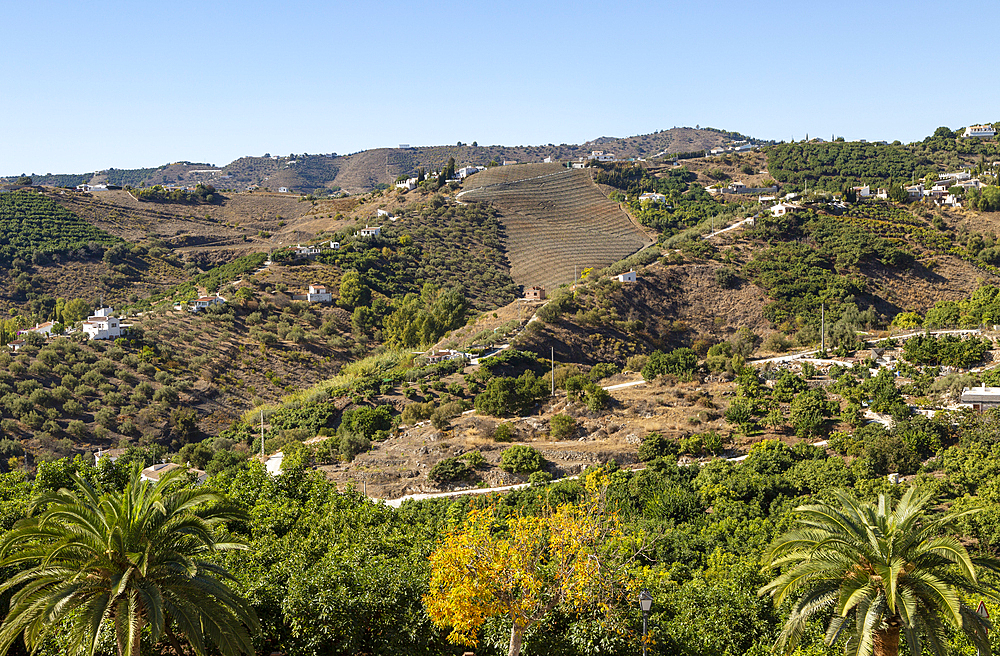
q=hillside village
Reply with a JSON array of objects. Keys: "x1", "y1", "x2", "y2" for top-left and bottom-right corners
[
  {"x1": 0, "y1": 124, "x2": 999, "y2": 492},
  {"x1": 6, "y1": 121, "x2": 1000, "y2": 656}
]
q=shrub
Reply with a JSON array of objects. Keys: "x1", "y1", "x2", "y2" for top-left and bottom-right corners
[
  {"x1": 641, "y1": 347, "x2": 698, "y2": 380},
  {"x1": 462, "y1": 450, "x2": 487, "y2": 469},
  {"x1": 492, "y1": 422, "x2": 513, "y2": 442},
  {"x1": 549, "y1": 413, "x2": 576, "y2": 440},
  {"x1": 499, "y1": 445, "x2": 543, "y2": 474},
  {"x1": 429, "y1": 457, "x2": 472, "y2": 484},
  {"x1": 589, "y1": 362, "x2": 620, "y2": 382},
  {"x1": 152, "y1": 386, "x2": 178, "y2": 405},
  {"x1": 528, "y1": 471, "x2": 553, "y2": 485},
  {"x1": 638, "y1": 432, "x2": 676, "y2": 461},
  {"x1": 431, "y1": 402, "x2": 462, "y2": 431},
  {"x1": 401, "y1": 401, "x2": 434, "y2": 425},
  {"x1": 714, "y1": 267, "x2": 740, "y2": 289},
  {"x1": 762, "y1": 332, "x2": 791, "y2": 353},
  {"x1": 625, "y1": 354, "x2": 648, "y2": 373}
]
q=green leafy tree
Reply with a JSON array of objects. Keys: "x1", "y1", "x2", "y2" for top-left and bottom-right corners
[
  {"x1": 0, "y1": 465, "x2": 259, "y2": 656},
  {"x1": 338, "y1": 271, "x2": 369, "y2": 309},
  {"x1": 789, "y1": 388, "x2": 833, "y2": 438},
  {"x1": 760, "y1": 488, "x2": 998, "y2": 656}
]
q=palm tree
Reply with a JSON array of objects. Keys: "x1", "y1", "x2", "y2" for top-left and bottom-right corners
[
  {"x1": 0, "y1": 464, "x2": 259, "y2": 656},
  {"x1": 760, "y1": 488, "x2": 998, "y2": 656}
]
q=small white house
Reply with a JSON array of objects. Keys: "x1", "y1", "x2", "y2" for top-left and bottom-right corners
[
  {"x1": 588, "y1": 151, "x2": 616, "y2": 162},
  {"x1": 82, "y1": 309, "x2": 121, "y2": 340},
  {"x1": 24, "y1": 321, "x2": 56, "y2": 337},
  {"x1": 329, "y1": 241, "x2": 341, "y2": 250},
  {"x1": 396, "y1": 178, "x2": 418, "y2": 191},
  {"x1": 457, "y1": 166, "x2": 480, "y2": 178},
  {"x1": 638, "y1": 192, "x2": 667, "y2": 203},
  {"x1": 191, "y1": 296, "x2": 225, "y2": 312},
  {"x1": 292, "y1": 244, "x2": 322, "y2": 259},
  {"x1": 964, "y1": 125, "x2": 997, "y2": 138},
  {"x1": 357, "y1": 225, "x2": 381, "y2": 238},
  {"x1": 306, "y1": 285, "x2": 332, "y2": 303},
  {"x1": 770, "y1": 202, "x2": 802, "y2": 217},
  {"x1": 424, "y1": 349, "x2": 470, "y2": 364},
  {"x1": 616, "y1": 270, "x2": 637, "y2": 283},
  {"x1": 277, "y1": 187, "x2": 289, "y2": 193},
  {"x1": 376, "y1": 209, "x2": 391, "y2": 218}
]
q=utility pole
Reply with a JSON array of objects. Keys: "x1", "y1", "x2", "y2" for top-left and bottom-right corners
[
  {"x1": 551, "y1": 347, "x2": 555, "y2": 397},
  {"x1": 260, "y1": 409, "x2": 265, "y2": 457}
]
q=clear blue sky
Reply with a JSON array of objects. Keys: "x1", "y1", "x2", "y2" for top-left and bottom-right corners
[{"x1": 3, "y1": 0, "x2": 996, "y2": 176}]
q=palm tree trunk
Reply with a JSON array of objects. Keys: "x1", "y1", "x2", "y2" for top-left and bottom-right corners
[{"x1": 874, "y1": 622, "x2": 901, "y2": 656}]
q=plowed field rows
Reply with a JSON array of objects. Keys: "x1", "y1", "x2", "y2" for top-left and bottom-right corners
[{"x1": 459, "y1": 168, "x2": 651, "y2": 290}]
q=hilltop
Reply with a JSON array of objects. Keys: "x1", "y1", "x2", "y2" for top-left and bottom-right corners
[{"x1": 7, "y1": 126, "x2": 753, "y2": 195}]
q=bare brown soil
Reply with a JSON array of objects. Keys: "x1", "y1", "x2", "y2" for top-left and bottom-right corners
[
  {"x1": 325, "y1": 371, "x2": 835, "y2": 500},
  {"x1": 514, "y1": 260, "x2": 772, "y2": 365}
]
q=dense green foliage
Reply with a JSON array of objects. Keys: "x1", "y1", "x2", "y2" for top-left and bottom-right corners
[
  {"x1": 0, "y1": 192, "x2": 123, "y2": 267},
  {"x1": 767, "y1": 142, "x2": 920, "y2": 191},
  {"x1": 320, "y1": 200, "x2": 517, "y2": 311},
  {"x1": 902, "y1": 333, "x2": 991, "y2": 367},
  {"x1": 593, "y1": 162, "x2": 734, "y2": 235},
  {"x1": 4, "y1": 407, "x2": 1000, "y2": 656},
  {"x1": 103, "y1": 166, "x2": 165, "y2": 188},
  {"x1": 743, "y1": 209, "x2": 909, "y2": 325},
  {"x1": 133, "y1": 183, "x2": 221, "y2": 204}
]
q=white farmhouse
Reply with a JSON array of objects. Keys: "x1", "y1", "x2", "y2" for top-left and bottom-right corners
[
  {"x1": 616, "y1": 270, "x2": 637, "y2": 283},
  {"x1": 395, "y1": 178, "x2": 418, "y2": 191},
  {"x1": 82, "y1": 315, "x2": 120, "y2": 340},
  {"x1": 291, "y1": 244, "x2": 322, "y2": 259},
  {"x1": 770, "y1": 202, "x2": 802, "y2": 217},
  {"x1": 457, "y1": 166, "x2": 481, "y2": 178},
  {"x1": 24, "y1": 321, "x2": 56, "y2": 337},
  {"x1": 964, "y1": 125, "x2": 997, "y2": 138},
  {"x1": 191, "y1": 296, "x2": 226, "y2": 311},
  {"x1": 588, "y1": 151, "x2": 616, "y2": 162},
  {"x1": 638, "y1": 192, "x2": 667, "y2": 203},
  {"x1": 357, "y1": 225, "x2": 381, "y2": 238},
  {"x1": 306, "y1": 285, "x2": 332, "y2": 303}
]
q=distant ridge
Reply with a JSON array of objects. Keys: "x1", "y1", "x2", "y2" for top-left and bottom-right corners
[{"x1": 8, "y1": 127, "x2": 758, "y2": 194}]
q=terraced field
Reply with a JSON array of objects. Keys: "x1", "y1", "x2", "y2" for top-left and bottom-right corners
[{"x1": 458, "y1": 166, "x2": 653, "y2": 291}]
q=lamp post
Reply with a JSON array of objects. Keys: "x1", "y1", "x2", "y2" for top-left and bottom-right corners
[{"x1": 639, "y1": 590, "x2": 653, "y2": 656}]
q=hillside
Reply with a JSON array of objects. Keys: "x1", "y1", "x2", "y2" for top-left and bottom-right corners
[
  {"x1": 457, "y1": 165, "x2": 653, "y2": 291},
  {"x1": 5, "y1": 127, "x2": 754, "y2": 195}
]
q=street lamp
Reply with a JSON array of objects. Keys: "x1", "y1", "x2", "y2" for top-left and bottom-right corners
[{"x1": 639, "y1": 590, "x2": 653, "y2": 656}]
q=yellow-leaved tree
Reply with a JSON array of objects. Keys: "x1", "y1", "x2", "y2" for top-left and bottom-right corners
[{"x1": 424, "y1": 473, "x2": 644, "y2": 656}]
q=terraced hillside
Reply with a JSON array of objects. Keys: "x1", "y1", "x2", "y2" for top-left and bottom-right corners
[{"x1": 458, "y1": 165, "x2": 653, "y2": 291}]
